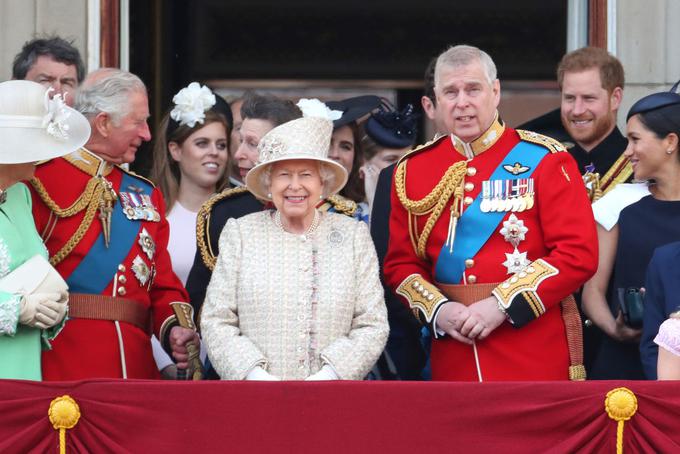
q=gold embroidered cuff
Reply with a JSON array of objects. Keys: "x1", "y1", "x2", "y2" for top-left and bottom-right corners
[
  {"x1": 491, "y1": 259, "x2": 559, "y2": 327},
  {"x1": 396, "y1": 274, "x2": 448, "y2": 324}
]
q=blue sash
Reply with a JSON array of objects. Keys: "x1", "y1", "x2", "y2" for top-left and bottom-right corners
[
  {"x1": 66, "y1": 172, "x2": 151, "y2": 293},
  {"x1": 433, "y1": 141, "x2": 548, "y2": 284}
]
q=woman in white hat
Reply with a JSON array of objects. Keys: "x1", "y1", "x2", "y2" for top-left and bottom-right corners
[
  {"x1": 0, "y1": 80, "x2": 90, "y2": 379},
  {"x1": 201, "y1": 99, "x2": 388, "y2": 380}
]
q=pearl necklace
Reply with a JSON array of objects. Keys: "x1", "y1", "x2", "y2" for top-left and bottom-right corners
[{"x1": 274, "y1": 209, "x2": 320, "y2": 239}]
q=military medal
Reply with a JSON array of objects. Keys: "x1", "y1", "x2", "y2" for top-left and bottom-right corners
[
  {"x1": 138, "y1": 228, "x2": 156, "y2": 260},
  {"x1": 119, "y1": 192, "x2": 161, "y2": 222},
  {"x1": 132, "y1": 255, "x2": 150, "y2": 286},
  {"x1": 525, "y1": 179, "x2": 535, "y2": 210},
  {"x1": 480, "y1": 181, "x2": 491, "y2": 213},
  {"x1": 490, "y1": 180, "x2": 501, "y2": 212},
  {"x1": 503, "y1": 181, "x2": 513, "y2": 212}
]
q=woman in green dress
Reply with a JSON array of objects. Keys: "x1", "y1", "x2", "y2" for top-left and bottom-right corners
[{"x1": 0, "y1": 80, "x2": 90, "y2": 379}]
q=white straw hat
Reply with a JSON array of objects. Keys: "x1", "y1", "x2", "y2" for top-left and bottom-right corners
[
  {"x1": 245, "y1": 99, "x2": 348, "y2": 201},
  {"x1": 0, "y1": 80, "x2": 91, "y2": 164}
]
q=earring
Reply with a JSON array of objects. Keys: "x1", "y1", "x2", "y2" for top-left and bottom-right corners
[
  {"x1": 667, "y1": 150, "x2": 674, "y2": 155},
  {"x1": 267, "y1": 193, "x2": 272, "y2": 198},
  {"x1": 319, "y1": 194, "x2": 323, "y2": 200}
]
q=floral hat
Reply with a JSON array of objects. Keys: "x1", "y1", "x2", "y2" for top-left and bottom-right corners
[
  {"x1": 245, "y1": 99, "x2": 348, "y2": 201},
  {"x1": 0, "y1": 80, "x2": 90, "y2": 164},
  {"x1": 166, "y1": 82, "x2": 233, "y2": 137}
]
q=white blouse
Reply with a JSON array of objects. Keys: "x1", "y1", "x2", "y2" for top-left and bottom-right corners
[{"x1": 200, "y1": 210, "x2": 388, "y2": 380}]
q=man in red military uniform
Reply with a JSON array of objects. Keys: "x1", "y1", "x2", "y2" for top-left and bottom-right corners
[
  {"x1": 383, "y1": 45, "x2": 598, "y2": 381},
  {"x1": 30, "y1": 68, "x2": 197, "y2": 380}
]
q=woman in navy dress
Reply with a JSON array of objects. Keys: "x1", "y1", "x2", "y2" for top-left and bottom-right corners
[{"x1": 583, "y1": 83, "x2": 680, "y2": 379}]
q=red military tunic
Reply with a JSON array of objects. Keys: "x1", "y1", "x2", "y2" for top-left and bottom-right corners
[
  {"x1": 384, "y1": 118, "x2": 598, "y2": 381},
  {"x1": 30, "y1": 149, "x2": 187, "y2": 380}
]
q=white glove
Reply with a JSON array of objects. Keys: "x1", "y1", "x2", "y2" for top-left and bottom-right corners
[
  {"x1": 19, "y1": 292, "x2": 66, "y2": 329},
  {"x1": 246, "y1": 366, "x2": 281, "y2": 381},
  {"x1": 305, "y1": 365, "x2": 339, "y2": 381}
]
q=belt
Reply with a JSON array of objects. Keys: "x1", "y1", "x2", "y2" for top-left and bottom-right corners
[
  {"x1": 68, "y1": 293, "x2": 151, "y2": 334},
  {"x1": 436, "y1": 282, "x2": 586, "y2": 381}
]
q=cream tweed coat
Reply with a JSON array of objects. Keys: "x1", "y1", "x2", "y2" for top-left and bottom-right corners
[{"x1": 201, "y1": 210, "x2": 388, "y2": 380}]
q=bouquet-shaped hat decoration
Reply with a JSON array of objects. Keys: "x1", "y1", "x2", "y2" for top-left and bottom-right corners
[
  {"x1": 170, "y1": 82, "x2": 216, "y2": 128},
  {"x1": 244, "y1": 98, "x2": 348, "y2": 201},
  {"x1": 42, "y1": 88, "x2": 71, "y2": 140}
]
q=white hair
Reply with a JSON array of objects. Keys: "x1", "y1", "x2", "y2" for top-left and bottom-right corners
[
  {"x1": 260, "y1": 160, "x2": 337, "y2": 198},
  {"x1": 434, "y1": 45, "x2": 497, "y2": 89},
  {"x1": 75, "y1": 68, "x2": 147, "y2": 125}
]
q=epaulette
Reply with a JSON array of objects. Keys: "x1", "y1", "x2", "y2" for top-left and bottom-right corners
[
  {"x1": 397, "y1": 133, "x2": 448, "y2": 165},
  {"x1": 196, "y1": 186, "x2": 249, "y2": 270},
  {"x1": 319, "y1": 194, "x2": 357, "y2": 217},
  {"x1": 516, "y1": 129, "x2": 567, "y2": 154},
  {"x1": 117, "y1": 166, "x2": 157, "y2": 188}
]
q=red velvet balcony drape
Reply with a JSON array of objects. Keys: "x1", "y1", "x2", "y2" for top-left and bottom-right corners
[{"x1": 0, "y1": 380, "x2": 678, "y2": 453}]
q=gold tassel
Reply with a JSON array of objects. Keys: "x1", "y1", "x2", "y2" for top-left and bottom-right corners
[
  {"x1": 605, "y1": 387, "x2": 638, "y2": 454},
  {"x1": 49, "y1": 395, "x2": 81, "y2": 454}
]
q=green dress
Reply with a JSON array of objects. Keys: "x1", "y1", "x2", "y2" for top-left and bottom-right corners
[{"x1": 0, "y1": 183, "x2": 62, "y2": 380}]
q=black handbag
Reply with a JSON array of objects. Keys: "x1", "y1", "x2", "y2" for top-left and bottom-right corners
[{"x1": 617, "y1": 287, "x2": 644, "y2": 329}]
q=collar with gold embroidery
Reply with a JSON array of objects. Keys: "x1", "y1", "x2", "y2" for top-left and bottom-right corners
[
  {"x1": 451, "y1": 113, "x2": 505, "y2": 159},
  {"x1": 64, "y1": 148, "x2": 114, "y2": 177}
]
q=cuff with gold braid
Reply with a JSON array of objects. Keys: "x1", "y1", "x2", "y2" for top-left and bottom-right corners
[
  {"x1": 396, "y1": 274, "x2": 448, "y2": 330},
  {"x1": 491, "y1": 259, "x2": 559, "y2": 328}
]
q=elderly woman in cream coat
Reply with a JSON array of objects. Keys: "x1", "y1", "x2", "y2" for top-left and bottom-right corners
[{"x1": 200, "y1": 99, "x2": 388, "y2": 380}]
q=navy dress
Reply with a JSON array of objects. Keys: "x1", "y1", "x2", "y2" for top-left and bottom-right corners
[
  {"x1": 590, "y1": 195, "x2": 680, "y2": 379},
  {"x1": 640, "y1": 242, "x2": 680, "y2": 379}
]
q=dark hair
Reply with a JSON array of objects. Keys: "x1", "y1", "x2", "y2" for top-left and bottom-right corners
[
  {"x1": 424, "y1": 57, "x2": 437, "y2": 105},
  {"x1": 240, "y1": 91, "x2": 301, "y2": 126},
  {"x1": 150, "y1": 109, "x2": 231, "y2": 211},
  {"x1": 557, "y1": 46, "x2": 624, "y2": 94},
  {"x1": 12, "y1": 36, "x2": 85, "y2": 83},
  {"x1": 338, "y1": 122, "x2": 366, "y2": 203}
]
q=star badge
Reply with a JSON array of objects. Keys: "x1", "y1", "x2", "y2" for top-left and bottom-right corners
[
  {"x1": 138, "y1": 228, "x2": 156, "y2": 260},
  {"x1": 131, "y1": 255, "x2": 150, "y2": 286},
  {"x1": 499, "y1": 214, "x2": 528, "y2": 248},
  {"x1": 503, "y1": 249, "x2": 530, "y2": 275}
]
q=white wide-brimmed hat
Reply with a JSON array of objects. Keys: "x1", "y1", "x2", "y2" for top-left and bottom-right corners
[
  {"x1": 0, "y1": 80, "x2": 91, "y2": 164},
  {"x1": 245, "y1": 99, "x2": 348, "y2": 201}
]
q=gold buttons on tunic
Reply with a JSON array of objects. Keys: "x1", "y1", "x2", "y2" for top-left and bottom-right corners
[
  {"x1": 465, "y1": 259, "x2": 475, "y2": 268},
  {"x1": 118, "y1": 275, "x2": 127, "y2": 284},
  {"x1": 118, "y1": 264, "x2": 126, "y2": 272},
  {"x1": 118, "y1": 287, "x2": 127, "y2": 296},
  {"x1": 467, "y1": 167, "x2": 477, "y2": 176},
  {"x1": 464, "y1": 196, "x2": 474, "y2": 206},
  {"x1": 467, "y1": 275, "x2": 477, "y2": 284},
  {"x1": 464, "y1": 182, "x2": 475, "y2": 192}
]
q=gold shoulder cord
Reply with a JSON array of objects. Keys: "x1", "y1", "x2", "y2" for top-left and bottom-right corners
[
  {"x1": 195, "y1": 187, "x2": 249, "y2": 271},
  {"x1": 395, "y1": 159, "x2": 467, "y2": 259},
  {"x1": 30, "y1": 176, "x2": 112, "y2": 266}
]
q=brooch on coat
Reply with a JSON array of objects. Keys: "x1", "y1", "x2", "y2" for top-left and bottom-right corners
[{"x1": 499, "y1": 214, "x2": 530, "y2": 275}]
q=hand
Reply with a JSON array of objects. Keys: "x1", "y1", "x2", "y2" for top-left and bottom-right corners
[
  {"x1": 19, "y1": 292, "x2": 65, "y2": 329},
  {"x1": 434, "y1": 301, "x2": 474, "y2": 345},
  {"x1": 169, "y1": 326, "x2": 200, "y2": 370},
  {"x1": 246, "y1": 366, "x2": 281, "y2": 381},
  {"x1": 464, "y1": 297, "x2": 507, "y2": 341},
  {"x1": 609, "y1": 311, "x2": 642, "y2": 343},
  {"x1": 305, "y1": 365, "x2": 339, "y2": 381}
]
